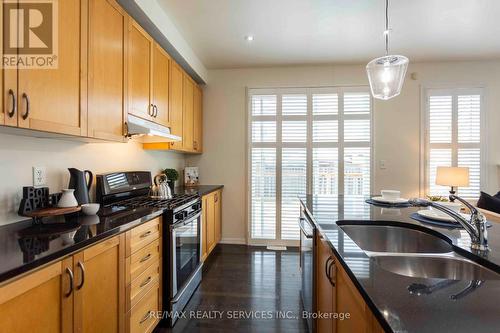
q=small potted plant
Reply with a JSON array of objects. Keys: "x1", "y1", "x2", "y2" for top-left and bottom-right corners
[{"x1": 163, "y1": 168, "x2": 179, "y2": 193}]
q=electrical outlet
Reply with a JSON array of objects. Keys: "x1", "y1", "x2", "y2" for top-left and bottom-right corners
[{"x1": 33, "y1": 166, "x2": 47, "y2": 187}]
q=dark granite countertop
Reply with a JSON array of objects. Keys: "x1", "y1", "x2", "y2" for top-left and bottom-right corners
[
  {"x1": 0, "y1": 184, "x2": 224, "y2": 284},
  {"x1": 300, "y1": 195, "x2": 500, "y2": 333},
  {"x1": 174, "y1": 185, "x2": 224, "y2": 197}
]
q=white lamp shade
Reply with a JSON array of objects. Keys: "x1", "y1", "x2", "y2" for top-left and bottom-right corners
[
  {"x1": 436, "y1": 167, "x2": 470, "y2": 187},
  {"x1": 366, "y1": 55, "x2": 409, "y2": 100}
]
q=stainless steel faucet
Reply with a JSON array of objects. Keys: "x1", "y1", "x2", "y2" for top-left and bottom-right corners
[{"x1": 409, "y1": 195, "x2": 488, "y2": 252}]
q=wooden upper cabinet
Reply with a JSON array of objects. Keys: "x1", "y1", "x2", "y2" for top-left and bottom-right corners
[
  {"x1": 87, "y1": 0, "x2": 127, "y2": 142},
  {"x1": 152, "y1": 44, "x2": 170, "y2": 127},
  {"x1": 0, "y1": 259, "x2": 74, "y2": 333},
  {"x1": 182, "y1": 74, "x2": 194, "y2": 151},
  {"x1": 74, "y1": 235, "x2": 124, "y2": 333},
  {"x1": 17, "y1": 0, "x2": 87, "y2": 136},
  {"x1": 128, "y1": 20, "x2": 153, "y2": 121},
  {"x1": 193, "y1": 85, "x2": 203, "y2": 153},
  {"x1": 169, "y1": 61, "x2": 183, "y2": 149}
]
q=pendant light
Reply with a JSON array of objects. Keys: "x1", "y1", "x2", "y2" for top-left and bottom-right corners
[{"x1": 366, "y1": 0, "x2": 409, "y2": 100}]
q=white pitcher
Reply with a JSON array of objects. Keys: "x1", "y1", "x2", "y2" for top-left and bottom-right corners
[{"x1": 58, "y1": 189, "x2": 79, "y2": 208}]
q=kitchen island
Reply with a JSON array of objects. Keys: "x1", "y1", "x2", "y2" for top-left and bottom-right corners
[{"x1": 301, "y1": 195, "x2": 500, "y2": 333}]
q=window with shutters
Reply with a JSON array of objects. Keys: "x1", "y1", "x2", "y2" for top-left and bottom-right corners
[
  {"x1": 424, "y1": 88, "x2": 484, "y2": 199},
  {"x1": 248, "y1": 87, "x2": 372, "y2": 244}
]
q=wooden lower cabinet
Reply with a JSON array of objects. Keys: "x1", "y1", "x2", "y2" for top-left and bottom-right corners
[
  {"x1": 0, "y1": 216, "x2": 163, "y2": 333},
  {"x1": 316, "y1": 233, "x2": 385, "y2": 333},
  {"x1": 0, "y1": 259, "x2": 73, "y2": 333},
  {"x1": 125, "y1": 217, "x2": 162, "y2": 333},
  {"x1": 201, "y1": 190, "x2": 222, "y2": 261},
  {"x1": 73, "y1": 235, "x2": 125, "y2": 333}
]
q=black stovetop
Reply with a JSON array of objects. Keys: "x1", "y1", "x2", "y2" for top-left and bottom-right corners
[{"x1": 112, "y1": 193, "x2": 199, "y2": 211}]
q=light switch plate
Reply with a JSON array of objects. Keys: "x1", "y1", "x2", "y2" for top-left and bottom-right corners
[
  {"x1": 379, "y1": 160, "x2": 387, "y2": 170},
  {"x1": 33, "y1": 166, "x2": 47, "y2": 187}
]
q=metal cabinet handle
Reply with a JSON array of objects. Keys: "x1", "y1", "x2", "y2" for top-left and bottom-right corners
[
  {"x1": 7, "y1": 89, "x2": 16, "y2": 118},
  {"x1": 153, "y1": 105, "x2": 158, "y2": 118},
  {"x1": 140, "y1": 253, "x2": 152, "y2": 263},
  {"x1": 140, "y1": 276, "x2": 152, "y2": 288},
  {"x1": 65, "y1": 267, "x2": 74, "y2": 297},
  {"x1": 139, "y1": 311, "x2": 151, "y2": 324},
  {"x1": 140, "y1": 230, "x2": 152, "y2": 239},
  {"x1": 76, "y1": 261, "x2": 85, "y2": 290},
  {"x1": 21, "y1": 93, "x2": 29, "y2": 120},
  {"x1": 325, "y1": 257, "x2": 332, "y2": 281},
  {"x1": 148, "y1": 104, "x2": 154, "y2": 116},
  {"x1": 327, "y1": 257, "x2": 336, "y2": 287}
]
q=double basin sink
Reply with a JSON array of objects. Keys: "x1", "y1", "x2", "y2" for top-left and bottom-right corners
[{"x1": 337, "y1": 223, "x2": 500, "y2": 280}]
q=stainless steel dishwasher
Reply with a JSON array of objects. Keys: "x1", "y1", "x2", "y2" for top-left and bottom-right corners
[{"x1": 299, "y1": 206, "x2": 316, "y2": 333}]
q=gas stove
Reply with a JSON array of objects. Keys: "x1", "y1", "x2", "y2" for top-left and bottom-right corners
[{"x1": 114, "y1": 194, "x2": 198, "y2": 210}]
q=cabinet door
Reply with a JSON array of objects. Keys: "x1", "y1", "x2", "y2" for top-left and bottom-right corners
[
  {"x1": 193, "y1": 84, "x2": 203, "y2": 152},
  {"x1": 336, "y1": 265, "x2": 369, "y2": 333},
  {"x1": 182, "y1": 74, "x2": 194, "y2": 151},
  {"x1": 88, "y1": 0, "x2": 126, "y2": 142},
  {"x1": 201, "y1": 195, "x2": 208, "y2": 261},
  {"x1": 316, "y1": 234, "x2": 336, "y2": 333},
  {"x1": 17, "y1": 0, "x2": 86, "y2": 136},
  {"x1": 169, "y1": 61, "x2": 183, "y2": 149},
  {"x1": 152, "y1": 43, "x2": 170, "y2": 127},
  {"x1": 206, "y1": 193, "x2": 216, "y2": 253},
  {"x1": 0, "y1": 259, "x2": 73, "y2": 333},
  {"x1": 214, "y1": 190, "x2": 221, "y2": 243},
  {"x1": 128, "y1": 20, "x2": 153, "y2": 121},
  {"x1": 74, "y1": 235, "x2": 125, "y2": 333}
]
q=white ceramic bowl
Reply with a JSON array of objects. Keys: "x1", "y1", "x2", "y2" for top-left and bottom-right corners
[
  {"x1": 381, "y1": 190, "x2": 401, "y2": 201},
  {"x1": 81, "y1": 203, "x2": 100, "y2": 216}
]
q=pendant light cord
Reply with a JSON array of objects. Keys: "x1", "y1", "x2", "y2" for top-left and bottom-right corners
[{"x1": 385, "y1": 0, "x2": 389, "y2": 55}]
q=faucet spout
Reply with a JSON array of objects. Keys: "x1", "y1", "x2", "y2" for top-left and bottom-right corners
[{"x1": 409, "y1": 196, "x2": 488, "y2": 252}]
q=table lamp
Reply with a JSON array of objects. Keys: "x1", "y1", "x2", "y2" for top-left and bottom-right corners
[{"x1": 436, "y1": 167, "x2": 470, "y2": 201}]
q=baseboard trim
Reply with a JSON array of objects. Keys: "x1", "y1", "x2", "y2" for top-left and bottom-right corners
[{"x1": 219, "y1": 237, "x2": 247, "y2": 245}]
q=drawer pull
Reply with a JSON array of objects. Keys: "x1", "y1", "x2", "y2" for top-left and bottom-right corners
[
  {"x1": 140, "y1": 231, "x2": 152, "y2": 239},
  {"x1": 140, "y1": 276, "x2": 152, "y2": 288},
  {"x1": 139, "y1": 311, "x2": 152, "y2": 324},
  {"x1": 140, "y1": 253, "x2": 152, "y2": 263}
]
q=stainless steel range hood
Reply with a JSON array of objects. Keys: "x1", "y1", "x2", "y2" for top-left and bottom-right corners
[{"x1": 126, "y1": 114, "x2": 181, "y2": 143}]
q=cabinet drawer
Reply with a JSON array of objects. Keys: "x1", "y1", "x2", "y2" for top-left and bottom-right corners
[
  {"x1": 129, "y1": 218, "x2": 161, "y2": 254},
  {"x1": 129, "y1": 239, "x2": 160, "y2": 282},
  {"x1": 129, "y1": 282, "x2": 160, "y2": 333},
  {"x1": 128, "y1": 259, "x2": 160, "y2": 310}
]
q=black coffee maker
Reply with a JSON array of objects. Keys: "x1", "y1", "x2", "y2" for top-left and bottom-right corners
[{"x1": 68, "y1": 168, "x2": 93, "y2": 205}]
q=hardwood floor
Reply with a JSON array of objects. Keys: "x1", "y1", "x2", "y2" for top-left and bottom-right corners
[{"x1": 155, "y1": 244, "x2": 308, "y2": 333}]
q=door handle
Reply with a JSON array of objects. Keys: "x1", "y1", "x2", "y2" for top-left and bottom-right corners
[
  {"x1": 76, "y1": 261, "x2": 85, "y2": 290},
  {"x1": 299, "y1": 218, "x2": 314, "y2": 238},
  {"x1": 65, "y1": 267, "x2": 74, "y2": 297},
  {"x1": 140, "y1": 276, "x2": 152, "y2": 288},
  {"x1": 7, "y1": 89, "x2": 16, "y2": 118},
  {"x1": 21, "y1": 93, "x2": 30, "y2": 120},
  {"x1": 148, "y1": 104, "x2": 154, "y2": 116},
  {"x1": 153, "y1": 105, "x2": 158, "y2": 118},
  {"x1": 140, "y1": 253, "x2": 152, "y2": 263},
  {"x1": 327, "y1": 257, "x2": 336, "y2": 286}
]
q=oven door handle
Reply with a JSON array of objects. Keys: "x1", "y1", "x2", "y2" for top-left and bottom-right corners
[
  {"x1": 299, "y1": 217, "x2": 314, "y2": 239},
  {"x1": 171, "y1": 211, "x2": 201, "y2": 229}
]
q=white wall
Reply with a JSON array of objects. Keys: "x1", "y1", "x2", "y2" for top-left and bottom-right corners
[
  {"x1": 187, "y1": 60, "x2": 500, "y2": 244},
  {"x1": 0, "y1": 133, "x2": 185, "y2": 225}
]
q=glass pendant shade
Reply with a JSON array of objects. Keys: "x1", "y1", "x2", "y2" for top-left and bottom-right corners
[{"x1": 366, "y1": 55, "x2": 409, "y2": 100}]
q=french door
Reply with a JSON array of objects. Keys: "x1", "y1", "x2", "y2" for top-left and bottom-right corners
[{"x1": 248, "y1": 87, "x2": 372, "y2": 245}]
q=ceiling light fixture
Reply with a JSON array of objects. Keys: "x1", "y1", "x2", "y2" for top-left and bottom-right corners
[
  {"x1": 366, "y1": 0, "x2": 408, "y2": 100},
  {"x1": 244, "y1": 35, "x2": 254, "y2": 42}
]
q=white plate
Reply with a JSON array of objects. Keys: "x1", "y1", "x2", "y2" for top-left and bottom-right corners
[
  {"x1": 417, "y1": 209, "x2": 470, "y2": 223},
  {"x1": 371, "y1": 196, "x2": 409, "y2": 204}
]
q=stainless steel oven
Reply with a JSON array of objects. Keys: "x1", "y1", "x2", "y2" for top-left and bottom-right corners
[{"x1": 165, "y1": 199, "x2": 203, "y2": 326}]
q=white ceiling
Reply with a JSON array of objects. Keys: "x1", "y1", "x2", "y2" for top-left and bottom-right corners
[{"x1": 158, "y1": 0, "x2": 500, "y2": 69}]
